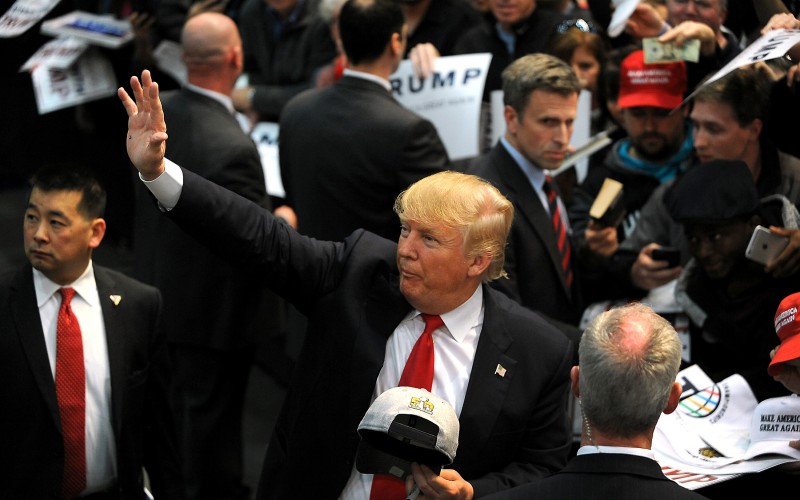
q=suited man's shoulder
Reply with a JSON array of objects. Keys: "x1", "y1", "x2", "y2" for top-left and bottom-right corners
[
  {"x1": 94, "y1": 265, "x2": 160, "y2": 300},
  {"x1": 484, "y1": 285, "x2": 570, "y2": 346}
]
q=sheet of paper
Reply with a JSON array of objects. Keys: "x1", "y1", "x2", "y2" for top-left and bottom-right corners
[
  {"x1": 0, "y1": 0, "x2": 60, "y2": 38},
  {"x1": 391, "y1": 53, "x2": 492, "y2": 161}
]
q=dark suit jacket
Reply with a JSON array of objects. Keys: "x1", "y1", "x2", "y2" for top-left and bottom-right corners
[
  {"x1": 0, "y1": 264, "x2": 181, "y2": 499},
  {"x1": 279, "y1": 75, "x2": 450, "y2": 242},
  {"x1": 467, "y1": 144, "x2": 583, "y2": 327},
  {"x1": 482, "y1": 453, "x2": 711, "y2": 499},
  {"x1": 164, "y1": 168, "x2": 575, "y2": 499},
  {"x1": 133, "y1": 88, "x2": 276, "y2": 350}
]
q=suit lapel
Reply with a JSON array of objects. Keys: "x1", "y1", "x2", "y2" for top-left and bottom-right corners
[
  {"x1": 458, "y1": 286, "x2": 517, "y2": 453},
  {"x1": 95, "y1": 267, "x2": 125, "y2": 434},
  {"x1": 493, "y1": 146, "x2": 571, "y2": 295},
  {"x1": 11, "y1": 265, "x2": 62, "y2": 429}
]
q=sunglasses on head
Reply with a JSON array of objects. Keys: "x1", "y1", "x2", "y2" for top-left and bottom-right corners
[{"x1": 556, "y1": 18, "x2": 598, "y2": 34}]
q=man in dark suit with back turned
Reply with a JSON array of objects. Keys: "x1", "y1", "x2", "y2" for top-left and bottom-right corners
[
  {"x1": 467, "y1": 54, "x2": 584, "y2": 340},
  {"x1": 0, "y1": 164, "x2": 181, "y2": 499},
  {"x1": 120, "y1": 62, "x2": 575, "y2": 500},
  {"x1": 279, "y1": 0, "x2": 449, "y2": 242},
  {"x1": 484, "y1": 302, "x2": 710, "y2": 500},
  {"x1": 132, "y1": 12, "x2": 290, "y2": 500}
]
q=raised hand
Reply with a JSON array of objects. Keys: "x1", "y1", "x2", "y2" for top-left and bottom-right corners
[{"x1": 117, "y1": 70, "x2": 168, "y2": 180}]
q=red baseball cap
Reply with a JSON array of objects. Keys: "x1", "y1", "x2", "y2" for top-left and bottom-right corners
[
  {"x1": 618, "y1": 50, "x2": 687, "y2": 110},
  {"x1": 769, "y1": 292, "x2": 800, "y2": 376}
]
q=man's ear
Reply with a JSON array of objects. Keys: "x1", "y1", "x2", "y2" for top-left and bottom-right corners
[
  {"x1": 746, "y1": 118, "x2": 763, "y2": 141},
  {"x1": 663, "y1": 381, "x2": 682, "y2": 415},
  {"x1": 390, "y1": 31, "x2": 403, "y2": 58},
  {"x1": 466, "y1": 252, "x2": 492, "y2": 278},
  {"x1": 503, "y1": 105, "x2": 519, "y2": 135},
  {"x1": 570, "y1": 366, "x2": 580, "y2": 398},
  {"x1": 89, "y1": 218, "x2": 106, "y2": 249}
]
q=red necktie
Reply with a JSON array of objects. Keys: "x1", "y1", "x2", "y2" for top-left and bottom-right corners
[
  {"x1": 56, "y1": 288, "x2": 86, "y2": 500},
  {"x1": 369, "y1": 314, "x2": 444, "y2": 500},
  {"x1": 544, "y1": 176, "x2": 573, "y2": 289}
]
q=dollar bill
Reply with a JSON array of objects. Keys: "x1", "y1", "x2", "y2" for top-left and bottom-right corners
[{"x1": 643, "y1": 37, "x2": 700, "y2": 64}]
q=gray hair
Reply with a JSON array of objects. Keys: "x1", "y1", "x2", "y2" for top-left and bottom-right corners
[{"x1": 579, "y1": 302, "x2": 682, "y2": 438}]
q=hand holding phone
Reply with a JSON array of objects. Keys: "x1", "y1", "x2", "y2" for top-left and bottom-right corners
[
  {"x1": 651, "y1": 246, "x2": 680, "y2": 268},
  {"x1": 745, "y1": 225, "x2": 790, "y2": 265}
]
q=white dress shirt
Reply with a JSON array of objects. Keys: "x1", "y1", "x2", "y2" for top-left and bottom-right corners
[
  {"x1": 35, "y1": 262, "x2": 117, "y2": 495},
  {"x1": 339, "y1": 286, "x2": 485, "y2": 500}
]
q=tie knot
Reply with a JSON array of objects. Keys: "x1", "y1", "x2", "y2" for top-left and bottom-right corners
[
  {"x1": 420, "y1": 314, "x2": 444, "y2": 334},
  {"x1": 59, "y1": 287, "x2": 76, "y2": 305}
]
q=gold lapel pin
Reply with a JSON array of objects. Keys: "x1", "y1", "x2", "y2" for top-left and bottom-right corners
[{"x1": 110, "y1": 295, "x2": 122, "y2": 306}]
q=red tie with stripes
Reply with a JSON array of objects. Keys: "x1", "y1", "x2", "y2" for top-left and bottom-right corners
[
  {"x1": 369, "y1": 314, "x2": 444, "y2": 500},
  {"x1": 56, "y1": 288, "x2": 86, "y2": 499},
  {"x1": 544, "y1": 176, "x2": 573, "y2": 289}
]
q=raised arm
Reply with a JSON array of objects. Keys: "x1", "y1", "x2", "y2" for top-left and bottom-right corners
[{"x1": 117, "y1": 70, "x2": 168, "y2": 180}]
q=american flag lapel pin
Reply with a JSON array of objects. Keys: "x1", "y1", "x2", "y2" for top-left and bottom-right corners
[
  {"x1": 110, "y1": 295, "x2": 122, "y2": 306},
  {"x1": 494, "y1": 363, "x2": 507, "y2": 378}
]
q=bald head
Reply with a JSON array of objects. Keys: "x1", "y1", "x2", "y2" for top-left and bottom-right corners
[
  {"x1": 182, "y1": 12, "x2": 241, "y2": 68},
  {"x1": 181, "y1": 12, "x2": 243, "y2": 89}
]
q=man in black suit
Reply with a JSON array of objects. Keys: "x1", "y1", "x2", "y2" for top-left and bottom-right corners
[
  {"x1": 483, "y1": 302, "x2": 710, "y2": 500},
  {"x1": 279, "y1": 0, "x2": 449, "y2": 242},
  {"x1": 131, "y1": 12, "x2": 290, "y2": 500},
  {"x1": 467, "y1": 54, "x2": 584, "y2": 331},
  {"x1": 119, "y1": 63, "x2": 575, "y2": 499},
  {"x1": 0, "y1": 164, "x2": 181, "y2": 499}
]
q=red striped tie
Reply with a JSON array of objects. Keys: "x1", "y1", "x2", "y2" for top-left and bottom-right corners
[
  {"x1": 56, "y1": 288, "x2": 86, "y2": 499},
  {"x1": 544, "y1": 177, "x2": 573, "y2": 289},
  {"x1": 369, "y1": 314, "x2": 444, "y2": 500}
]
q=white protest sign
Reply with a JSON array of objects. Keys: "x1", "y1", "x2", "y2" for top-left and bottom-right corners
[
  {"x1": 32, "y1": 48, "x2": 118, "y2": 114},
  {"x1": 390, "y1": 53, "x2": 492, "y2": 161},
  {"x1": 684, "y1": 28, "x2": 800, "y2": 104},
  {"x1": 250, "y1": 122, "x2": 286, "y2": 199},
  {"x1": 0, "y1": 0, "x2": 59, "y2": 38}
]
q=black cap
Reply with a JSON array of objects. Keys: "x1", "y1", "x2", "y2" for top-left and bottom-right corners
[{"x1": 665, "y1": 159, "x2": 760, "y2": 224}]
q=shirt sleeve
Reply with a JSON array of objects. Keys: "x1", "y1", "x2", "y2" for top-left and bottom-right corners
[{"x1": 140, "y1": 158, "x2": 184, "y2": 211}]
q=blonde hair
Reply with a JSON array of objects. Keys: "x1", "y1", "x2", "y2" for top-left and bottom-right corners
[{"x1": 393, "y1": 171, "x2": 514, "y2": 280}]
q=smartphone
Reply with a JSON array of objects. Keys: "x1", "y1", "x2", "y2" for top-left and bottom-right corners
[
  {"x1": 652, "y1": 246, "x2": 681, "y2": 268},
  {"x1": 745, "y1": 225, "x2": 789, "y2": 265}
]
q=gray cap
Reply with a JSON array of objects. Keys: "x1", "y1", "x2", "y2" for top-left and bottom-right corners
[
  {"x1": 356, "y1": 386, "x2": 459, "y2": 480},
  {"x1": 665, "y1": 159, "x2": 759, "y2": 224}
]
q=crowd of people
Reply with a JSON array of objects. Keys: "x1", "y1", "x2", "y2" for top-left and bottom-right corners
[{"x1": 3, "y1": 0, "x2": 800, "y2": 499}]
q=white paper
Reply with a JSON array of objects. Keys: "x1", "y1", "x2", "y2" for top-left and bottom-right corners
[
  {"x1": 21, "y1": 36, "x2": 89, "y2": 72},
  {"x1": 41, "y1": 10, "x2": 133, "y2": 49},
  {"x1": 154, "y1": 39, "x2": 187, "y2": 86},
  {"x1": 683, "y1": 29, "x2": 800, "y2": 105},
  {"x1": 32, "y1": 48, "x2": 118, "y2": 114},
  {"x1": 653, "y1": 366, "x2": 800, "y2": 483},
  {"x1": 390, "y1": 53, "x2": 492, "y2": 161},
  {"x1": 608, "y1": 0, "x2": 640, "y2": 38},
  {"x1": 0, "y1": 0, "x2": 60, "y2": 38},
  {"x1": 250, "y1": 122, "x2": 286, "y2": 199}
]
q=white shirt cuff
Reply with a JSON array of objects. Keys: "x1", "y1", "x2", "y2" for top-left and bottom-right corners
[{"x1": 140, "y1": 159, "x2": 183, "y2": 211}]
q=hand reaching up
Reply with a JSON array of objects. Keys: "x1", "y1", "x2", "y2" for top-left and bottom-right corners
[{"x1": 118, "y1": 70, "x2": 168, "y2": 180}]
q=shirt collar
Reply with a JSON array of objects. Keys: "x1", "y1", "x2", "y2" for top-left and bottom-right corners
[
  {"x1": 577, "y1": 445, "x2": 656, "y2": 460},
  {"x1": 342, "y1": 68, "x2": 392, "y2": 92},
  {"x1": 185, "y1": 82, "x2": 235, "y2": 114},
  {"x1": 405, "y1": 285, "x2": 484, "y2": 344},
  {"x1": 33, "y1": 261, "x2": 98, "y2": 308},
  {"x1": 500, "y1": 136, "x2": 548, "y2": 191}
]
